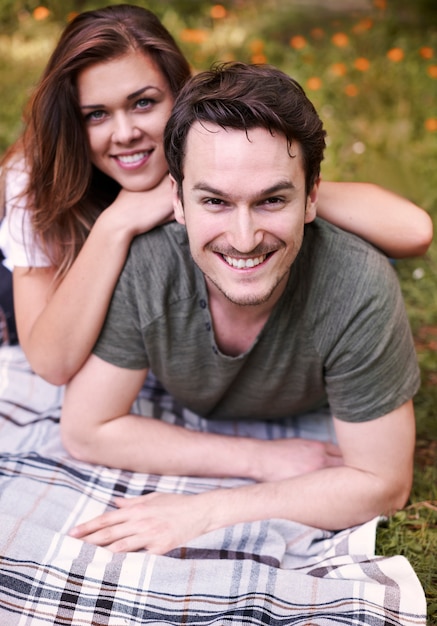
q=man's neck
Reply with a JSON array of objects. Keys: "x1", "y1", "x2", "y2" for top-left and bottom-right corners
[{"x1": 206, "y1": 279, "x2": 285, "y2": 357}]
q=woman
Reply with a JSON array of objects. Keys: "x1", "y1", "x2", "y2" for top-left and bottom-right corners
[{"x1": 0, "y1": 4, "x2": 432, "y2": 386}]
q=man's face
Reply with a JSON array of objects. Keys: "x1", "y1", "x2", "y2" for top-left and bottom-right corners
[{"x1": 173, "y1": 122, "x2": 318, "y2": 309}]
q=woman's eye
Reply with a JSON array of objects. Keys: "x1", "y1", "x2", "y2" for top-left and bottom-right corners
[
  {"x1": 85, "y1": 110, "x2": 106, "y2": 123},
  {"x1": 136, "y1": 98, "x2": 154, "y2": 110}
]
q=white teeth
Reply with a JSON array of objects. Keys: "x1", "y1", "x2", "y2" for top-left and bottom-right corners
[
  {"x1": 223, "y1": 255, "x2": 266, "y2": 268},
  {"x1": 117, "y1": 151, "x2": 149, "y2": 164}
]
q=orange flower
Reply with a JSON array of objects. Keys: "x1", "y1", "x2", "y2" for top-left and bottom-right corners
[
  {"x1": 180, "y1": 29, "x2": 208, "y2": 44},
  {"x1": 330, "y1": 62, "x2": 347, "y2": 77},
  {"x1": 67, "y1": 12, "x2": 78, "y2": 22},
  {"x1": 251, "y1": 54, "x2": 267, "y2": 64},
  {"x1": 306, "y1": 76, "x2": 322, "y2": 91},
  {"x1": 311, "y1": 28, "x2": 325, "y2": 40},
  {"x1": 425, "y1": 118, "x2": 437, "y2": 131},
  {"x1": 354, "y1": 57, "x2": 370, "y2": 71},
  {"x1": 352, "y1": 18, "x2": 373, "y2": 33},
  {"x1": 387, "y1": 48, "x2": 404, "y2": 62},
  {"x1": 427, "y1": 65, "x2": 437, "y2": 78},
  {"x1": 290, "y1": 35, "x2": 307, "y2": 50},
  {"x1": 419, "y1": 46, "x2": 434, "y2": 59},
  {"x1": 331, "y1": 32, "x2": 349, "y2": 48},
  {"x1": 33, "y1": 6, "x2": 50, "y2": 20},
  {"x1": 344, "y1": 83, "x2": 359, "y2": 97},
  {"x1": 210, "y1": 4, "x2": 227, "y2": 19},
  {"x1": 373, "y1": 0, "x2": 387, "y2": 9},
  {"x1": 250, "y1": 39, "x2": 265, "y2": 54}
]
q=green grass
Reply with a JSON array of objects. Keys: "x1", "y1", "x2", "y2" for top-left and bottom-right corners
[{"x1": 1, "y1": 0, "x2": 436, "y2": 621}]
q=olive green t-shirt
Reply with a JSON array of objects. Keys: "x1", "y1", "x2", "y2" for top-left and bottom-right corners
[{"x1": 93, "y1": 219, "x2": 420, "y2": 423}]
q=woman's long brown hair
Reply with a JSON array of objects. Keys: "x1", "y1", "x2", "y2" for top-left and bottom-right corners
[{"x1": 2, "y1": 4, "x2": 191, "y2": 279}]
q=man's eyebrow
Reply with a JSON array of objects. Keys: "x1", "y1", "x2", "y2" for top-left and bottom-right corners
[
  {"x1": 192, "y1": 181, "x2": 296, "y2": 196},
  {"x1": 80, "y1": 85, "x2": 162, "y2": 110},
  {"x1": 258, "y1": 181, "x2": 296, "y2": 195}
]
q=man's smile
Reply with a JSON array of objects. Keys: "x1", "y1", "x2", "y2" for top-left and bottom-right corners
[{"x1": 222, "y1": 253, "x2": 269, "y2": 269}]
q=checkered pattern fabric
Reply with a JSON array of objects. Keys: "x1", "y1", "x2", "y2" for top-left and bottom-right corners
[{"x1": 0, "y1": 346, "x2": 426, "y2": 625}]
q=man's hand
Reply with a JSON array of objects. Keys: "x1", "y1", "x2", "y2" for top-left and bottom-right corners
[
  {"x1": 253, "y1": 438, "x2": 343, "y2": 482},
  {"x1": 69, "y1": 492, "x2": 214, "y2": 555},
  {"x1": 63, "y1": 350, "x2": 415, "y2": 549}
]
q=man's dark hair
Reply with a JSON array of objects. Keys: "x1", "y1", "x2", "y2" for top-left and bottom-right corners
[{"x1": 164, "y1": 62, "x2": 326, "y2": 196}]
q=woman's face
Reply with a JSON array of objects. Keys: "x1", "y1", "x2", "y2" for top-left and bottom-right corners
[{"x1": 77, "y1": 50, "x2": 174, "y2": 192}]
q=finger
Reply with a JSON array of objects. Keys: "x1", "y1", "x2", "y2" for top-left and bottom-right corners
[
  {"x1": 107, "y1": 532, "x2": 154, "y2": 554},
  {"x1": 325, "y1": 442, "x2": 343, "y2": 457},
  {"x1": 69, "y1": 508, "x2": 129, "y2": 538},
  {"x1": 326, "y1": 455, "x2": 344, "y2": 467},
  {"x1": 71, "y1": 519, "x2": 140, "y2": 547}
]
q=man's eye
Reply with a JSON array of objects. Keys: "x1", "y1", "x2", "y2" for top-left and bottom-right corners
[
  {"x1": 260, "y1": 197, "x2": 286, "y2": 209},
  {"x1": 205, "y1": 198, "x2": 224, "y2": 205},
  {"x1": 265, "y1": 197, "x2": 282, "y2": 204}
]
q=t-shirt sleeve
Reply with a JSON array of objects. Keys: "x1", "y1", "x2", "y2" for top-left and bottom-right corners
[
  {"x1": 92, "y1": 243, "x2": 150, "y2": 370},
  {"x1": 319, "y1": 248, "x2": 420, "y2": 422}
]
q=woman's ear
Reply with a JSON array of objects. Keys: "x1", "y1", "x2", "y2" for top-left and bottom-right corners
[
  {"x1": 170, "y1": 175, "x2": 185, "y2": 224},
  {"x1": 305, "y1": 177, "x2": 320, "y2": 224}
]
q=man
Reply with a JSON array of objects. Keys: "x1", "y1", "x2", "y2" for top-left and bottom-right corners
[{"x1": 62, "y1": 63, "x2": 419, "y2": 555}]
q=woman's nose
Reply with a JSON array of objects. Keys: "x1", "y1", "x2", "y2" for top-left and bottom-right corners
[{"x1": 112, "y1": 114, "x2": 142, "y2": 144}]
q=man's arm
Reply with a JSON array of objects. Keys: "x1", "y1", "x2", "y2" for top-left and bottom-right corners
[
  {"x1": 61, "y1": 353, "x2": 340, "y2": 478},
  {"x1": 63, "y1": 355, "x2": 415, "y2": 554}
]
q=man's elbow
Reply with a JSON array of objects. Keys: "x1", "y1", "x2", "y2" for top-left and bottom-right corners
[
  {"x1": 380, "y1": 471, "x2": 413, "y2": 517},
  {"x1": 60, "y1": 410, "x2": 98, "y2": 464}
]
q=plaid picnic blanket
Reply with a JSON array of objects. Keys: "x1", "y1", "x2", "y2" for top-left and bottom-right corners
[{"x1": 0, "y1": 345, "x2": 427, "y2": 625}]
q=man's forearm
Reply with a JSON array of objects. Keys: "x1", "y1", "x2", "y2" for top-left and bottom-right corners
[
  {"x1": 66, "y1": 403, "x2": 414, "y2": 554},
  {"x1": 61, "y1": 411, "x2": 339, "y2": 481},
  {"x1": 70, "y1": 462, "x2": 410, "y2": 555},
  {"x1": 203, "y1": 464, "x2": 408, "y2": 534},
  {"x1": 63, "y1": 411, "x2": 261, "y2": 478}
]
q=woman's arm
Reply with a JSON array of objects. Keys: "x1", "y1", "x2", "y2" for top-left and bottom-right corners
[
  {"x1": 318, "y1": 181, "x2": 433, "y2": 258},
  {"x1": 13, "y1": 176, "x2": 174, "y2": 385}
]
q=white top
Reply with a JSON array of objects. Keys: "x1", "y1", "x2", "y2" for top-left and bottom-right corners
[{"x1": 0, "y1": 160, "x2": 51, "y2": 269}]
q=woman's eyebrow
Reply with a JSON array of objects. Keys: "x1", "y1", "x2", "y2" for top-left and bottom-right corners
[
  {"x1": 80, "y1": 85, "x2": 163, "y2": 109},
  {"x1": 127, "y1": 85, "x2": 163, "y2": 101}
]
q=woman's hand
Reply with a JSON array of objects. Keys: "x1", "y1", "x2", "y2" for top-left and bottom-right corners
[{"x1": 104, "y1": 173, "x2": 175, "y2": 239}]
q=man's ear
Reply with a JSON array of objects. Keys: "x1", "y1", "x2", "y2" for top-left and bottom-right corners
[
  {"x1": 305, "y1": 177, "x2": 320, "y2": 224},
  {"x1": 170, "y1": 175, "x2": 185, "y2": 224}
]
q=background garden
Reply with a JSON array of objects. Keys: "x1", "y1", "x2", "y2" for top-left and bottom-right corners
[{"x1": 1, "y1": 0, "x2": 436, "y2": 621}]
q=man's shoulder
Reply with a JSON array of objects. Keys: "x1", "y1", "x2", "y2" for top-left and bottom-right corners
[
  {"x1": 299, "y1": 218, "x2": 401, "y2": 324},
  {"x1": 127, "y1": 222, "x2": 191, "y2": 272},
  {"x1": 307, "y1": 218, "x2": 394, "y2": 282},
  {"x1": 130, "y1": 221, "x2": 188, "y2": 252},
  {"x1": 122, "y1": 221, "x2": 197, "y2": 304},
  {"x1": 310, "y1": 218, "x2": 383, "y2": 257}
]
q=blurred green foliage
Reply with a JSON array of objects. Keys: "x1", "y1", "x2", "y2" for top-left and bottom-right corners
[{"x1": 0, "y1": 0, "x2": 436, "y2": 621}]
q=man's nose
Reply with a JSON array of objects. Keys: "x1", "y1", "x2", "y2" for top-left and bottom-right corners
[{"x1": 227, "y1": 207, "x2": 263, "y2": 253}]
